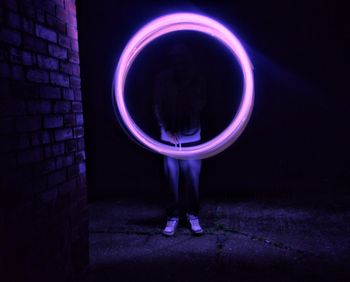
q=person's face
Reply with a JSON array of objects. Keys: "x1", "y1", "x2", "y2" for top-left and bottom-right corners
[{"x1": 170, "y1": 54, "x2": 192, "y2": 74}]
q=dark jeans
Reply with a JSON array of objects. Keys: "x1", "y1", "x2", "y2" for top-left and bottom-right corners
[{"x1": 163, "y1": 156, "x2": 201, "y2": 218}]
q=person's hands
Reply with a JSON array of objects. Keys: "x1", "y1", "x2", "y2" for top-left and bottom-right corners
[{"x1": 166, "y1": 131, "x2": 179, "y2": 145}]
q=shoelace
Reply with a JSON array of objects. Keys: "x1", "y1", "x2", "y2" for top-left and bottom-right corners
[
  {"x1": 166, "y1": 218, "x2": 178, "y2": 227},
  {"x1": 189, "y1": 218, "x2": 200, "y2": 227},
  {"x1": 187, "y1": 214, "x2": 198, "y2": 220},
  {"x1": 174, "y1": 142, "x2": 182, "y2": 150},
  {"x1": 186, "y1": 214, "x2": 199, "y2": 225}
]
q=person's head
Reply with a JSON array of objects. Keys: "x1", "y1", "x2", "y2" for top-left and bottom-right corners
[{"x1": 167, "y1": 43, "x2": 195, "y2": 80}]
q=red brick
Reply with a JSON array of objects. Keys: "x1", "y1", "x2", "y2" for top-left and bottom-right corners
[
  {"x1": 35, "y1": 24, "x2": 57, "y2": 43},
  {"x1": 66, "y1": 25, "x2": 77, "y2": 40},
  {"x1": 78, "y1": 163, "x2": 86, "y2": 175},
  {"x1": 11, "y1": 65, "x2": 24, "y2": 80},
  {"x1": 74, "y1": 89, "x2": 81, "y2": 101},
  {"x1": 50, "y1": 72, "x2": 69, "y2": 87},
  {"x1": 36, "y1": 8, "x2": 45, "y2": 24},
  {"x1": 77, "y1": 138, "x2": 84, "y2": 150},
  {"x1": 23, "y1": 35, "x2": 47, "y2": 54},
  {"x1": 44, "y1": 142, "x2": 65, "y2": 158},
  {"x1": 65, "y1": 0, "x2": 76, "y2": 15},
  {"x1": 19, "y1": 2, "x2": 36, "y2": 19},
  {"x1": 53, "y1": 101, "x2": 71, "y2": 113},
  {"x1": 65, "y1": 139, "x2": 77, "y2": 152},
  {"x1": 39, "y1": 85, "x2": 61, "y2": 99},
  {"x1": 75, "y1": 150, "x2": 85, "y2": 162},
  {"x1": 48, "y1": 44, "x2": 67, "y2": 59},
  {"x1": 60, "y1": 61, "x2": 73, "y2": 75},
  {"x1": 71, "y1": 63, "x2": 80, "y2": 76},
  {"x1": 22, "y1": 18, "x2": 35, "y2": 34},
  {"x1": 67, "y1": 14, "x2": 77, "y2": 27},
  {"x1": 37, "y1": 55, "x2": 59, "y2": 70},
  {"x1": 72, "y1": 101, "x2": 82, "y2": 112},
  {"x1": 54, "y1": 128, "x2": 73, "y2": 141},
  {"x1": 46, "y1": 14, "x2": 66, "y2": 34},
  {"x1": 56, "y1": 154, "x2": 74, "y2": 169},
  {"x1": 62, "y1": 88, "x2": 74, "y2": 100},
  {"x1": 58, "y1": 34, "x2": 71, "y2": 48},
  {"x1": 6, "y1": 11, "x2": 21, "y2": 30},
  {"x1": 0, "y1": 28, "x2": 21, "y2": 46},
  {"x1": 55, "y1": 5, "x2": 68, "y2": 22},
  {"x1": 71, "y1": 39, "x2": 79, "y2": 51},
  {"x1": 9, "y1": 48, "x2": 22, "y2": 64},
  {"x1": 52, "y1": 0, "x2": 65, "y2": 8},
  {"x1": 75, "y1": 114, "x2": 83, "y2": 126},
  {"x1": 33, "y1": 0, "x2": 56, "y2": 15},
  {"x1": 0, "y1": 3, "x2": 88, "y2": 279},
  {"x1": 27, "y1": 69, "x2": 49, "y2": 83},
  {"x1": 27, "y1": 100, "x2": 51, "y2": 114},
  {"x1": 67, "y1": 164, "x2": 79, "y2": 178},
  {"x1": 73, "y1": 126, "x2": 84, "y2": 138},
  {"x1": 43, "y1": 115, "x2": 63, "y2": 128},
  {"x1": 68, "y1": 49, "x2": 79, "y2": 63},
  {"x1": 64, "y1": 113, "x2": 75, "y2": 126},
  {"x1": 9, "y1": 48, "x2": 35, "y2": 65}
]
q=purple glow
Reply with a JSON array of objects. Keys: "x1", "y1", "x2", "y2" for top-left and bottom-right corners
[{"x1": 113, "y1": 13, "x2": 254, "y2": 159}]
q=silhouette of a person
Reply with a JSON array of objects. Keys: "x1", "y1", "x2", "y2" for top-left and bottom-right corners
[{"x1": 153, "y1": 43, "x2": 206, "y2": 236}]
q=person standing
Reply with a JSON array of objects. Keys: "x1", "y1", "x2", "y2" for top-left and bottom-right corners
[{"x1": 153, "y1": 43, "x2": 206, "y2": 236}]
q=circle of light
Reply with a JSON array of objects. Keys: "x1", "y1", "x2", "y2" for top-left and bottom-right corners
[{"x1": 113, "y1": 12, "x2": 254, "y2": 159}]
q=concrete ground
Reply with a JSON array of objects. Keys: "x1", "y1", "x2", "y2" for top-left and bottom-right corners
[{"x1": 89, "y1": 194, "x2": 350, "y2": 282}]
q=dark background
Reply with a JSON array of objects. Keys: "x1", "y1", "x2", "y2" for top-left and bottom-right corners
[
  {"x1": 123, "y1": 30, "x2": 243, "y2": 143},
  {"x1": 77, "y1": 0, "x2": 349, "y2": 201}
]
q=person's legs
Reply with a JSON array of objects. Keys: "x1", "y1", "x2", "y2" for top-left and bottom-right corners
[
  {"x1": 163, "y1": 156, "x2": 180, "y2": 218},
  {"x1": 180, "y1": 158, "x2": 204, "y2": 235},
  {"x1": 180, "y1": 158, "x2": 202, "y2": 216}
]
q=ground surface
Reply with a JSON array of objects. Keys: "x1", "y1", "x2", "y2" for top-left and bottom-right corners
[{"x1": 89, "y1": 194, "x2": 350, "y2": 282}]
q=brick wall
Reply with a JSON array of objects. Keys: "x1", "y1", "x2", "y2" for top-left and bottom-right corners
[{"x1": 0, "y1": 0, "x2": 88, "y2": 281}]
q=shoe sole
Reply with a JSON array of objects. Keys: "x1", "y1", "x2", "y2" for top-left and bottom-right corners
[
  {"x1": 162, "y1": 232, "x2": 175, "y2": 237},
  {"x1": 187, "y1": 221, "x2": 204, "y2": 236},
  {"x1": 162, "y1": 221, "x2": 178, "y2": 237},
  {"x1": 162, "y1": 231, "x2": 175, "y2": 236}
]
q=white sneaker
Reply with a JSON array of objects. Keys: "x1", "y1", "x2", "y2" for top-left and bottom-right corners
[
  {"x1": 186, "y1": 213, "x2": 204, "y2": 235},
  {"x1": 162, "y1": 217, "x2": 179, "y2": 236}
]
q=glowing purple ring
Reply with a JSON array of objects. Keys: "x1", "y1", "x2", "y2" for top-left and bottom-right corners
[{"x1": 113, "y1": 13, "x2": 254, "y2": 159}]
